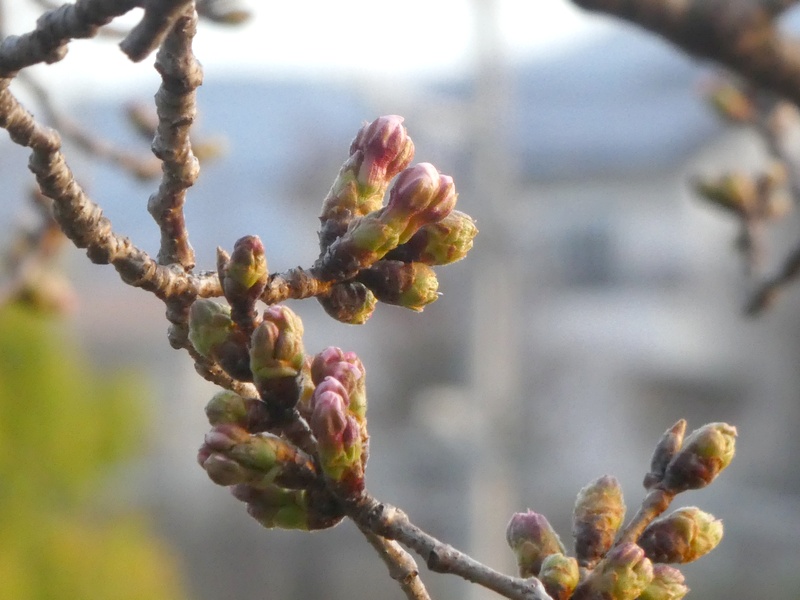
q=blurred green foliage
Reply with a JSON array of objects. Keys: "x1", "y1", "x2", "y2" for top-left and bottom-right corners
[{"x1": 0, "y1": 305, "x2": 188, "y2": 600}]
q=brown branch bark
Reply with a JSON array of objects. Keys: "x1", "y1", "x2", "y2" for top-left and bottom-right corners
[
  {"x1": 348, "y1": 495, "x2": 554, "y2": 600},
  {"x1": 120, "y1": 0, "x2": 193, "y2": 62},
  {"x1": 358, "y1": 524, "x2": 432, "y2": 600},
  {"x1": 0, "y1": 0, "x2": 138, "y2": 76},
  {"x1": 572, "y1": 0, "x2": 800, "y2": 107},
  {"x1": 149, "y1": 8, "x2": 201, "y2": 270}
]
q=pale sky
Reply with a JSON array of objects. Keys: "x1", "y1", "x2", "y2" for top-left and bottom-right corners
[{"x1": 10, "y1": 1, "x2": 599, "y2": 97}]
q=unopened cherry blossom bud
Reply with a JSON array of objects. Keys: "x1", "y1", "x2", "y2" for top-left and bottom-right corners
[
  {"x1": 694, "y1": 173, "x2": 757, "y2": 216},
  {"x1": 662, "y1": 423, "x2": 736, "y2": 492},
  {"x1": 199, "y1": 424, "x2": 316, "y2": 489},
  {"x1": 573, "y1": 475, "x2": 626, "y2": 567},
  {"x1": 644, "y1": 420, "x2": 686, "y2": 489},
  {"x1": 638, "y1": 507, "x2": 723, "y2": 564},
  {"x1": 707, "y1": 81, "x2": 755, "y2": 124},
  {"x1": 538, "y1": 553, "x2": 579, "y2": 600},
  {"x1": 351, "y1": 115, "x2": 415, "y2": 197},
  {"x1": 506, "y1": 510, "x2": 565, "y2": 577},
  {"x1": 205, "y1": 390, "x2": 248, "y2": 426},
  {"x1": 310, "y1": 347, "x2": 367, "y2": 423},
  {"x1": 572, "y1": 543, "x2": 653, "y2": 600},
  {"x1": 219, "y1": 235, "x2": 268, "y2": 306},
  {"x1": 317, "y1": 282, "x2": 376, "y2": 324},
  {"x1": 319, "y1": 115, "x2": 414, "y2": 248},
  {"x1": 232, "y1": 484, "x2": 312, "y2": 530},
  {"x1": 386, "y1": 209, "x2": 477, "y2": 265},
  {"x1": 639, "y1": 564, "x2": 689, "y2": 600},
  {"x1": 382, "y1": 163, "x2": 457, "y2": 244},
  {"x1": 250, "y1": 305, "x2": 305, "y2": 411},
  {"x1": 358, "y1": 260, "x2": 439, "y2": 312},
  {"x1": 188, "y1": 299, "x2": 251, "y2": 380},
  {"x1": 310, "y1": 381, "x2": 365, "y2": 495}
]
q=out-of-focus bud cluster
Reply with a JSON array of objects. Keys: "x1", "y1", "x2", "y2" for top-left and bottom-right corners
[
  {"x1": 505, "y1": 421, "x2": 734, "y2": 599},
  {"x1": 188, "y1": 288, "x2": 372, "y2": 528},
  {"x1": 705, "y1": 79, "x2": 757, "y2": 124},
  {"x1": 315, "y1": 116, "x2": 477, "y2": 322},
  {"x1": 694, "y1": 165, "x2": 790, "y2": 221}
]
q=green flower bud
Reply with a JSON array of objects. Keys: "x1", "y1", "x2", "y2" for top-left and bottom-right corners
[
  {"x1": 662, "y1": 423, "x2": 737, "y2": 493},
  {"x1": 205, "y1": 390, "x2": 248, "y2": 426},
  {"x1": 188, "y1": 299, "x2": 235, "y2": 358},
  {"x1": 188, "y1": 299, "x2": 251, "y2": 380},
  {"x1": 706, "y1": 81, "x2": 755, "y2": 124},
  {"x1": 639, "y1": 564, "x2": 689, "y2": 600},
  {"x1": 644, "y1": 420, "x2": 687, "y2": 490},
  {"x1": 573, "y1": 475, "x2": 626, "y2": 567},
  {"x1": 358, "y1": 260, "x2": 439, "y2": 312},
  {"x1": 572, "y1": 543, "x2": 653, "y2": 600},
  {"x1": 538, "y1": 553, "x2": 579, "y2": 600},
  {"x1": 232, "y1": 484, "x2": 312, "y2": 531},
  {"x1": 638, "y1": 507, "x2": 723, "y2": 564},
  {"x1": 250, "y1": 306, "x2": 306, "y2": 410},
  {"x1": 506, "y1": 510, "x2": 565, "y2": 578},
  {"x1": 317, "y1": 281, "x2": 377, "y2": 325},
  {"x1": 382, "y1": 163, "x2": 457, "y2": 244},
  {"x1": 221, "y1": 236, "x2": 268, "y2": 297},
  {"x1": 199, "y1": 424, "x2": 316, "y2": 489},
  {"x1": 386, "y1": 210, "x2": 478, "y2": 265},
  {"x1": 694, "y1": 173, "x2": 757, "y2": 216}
]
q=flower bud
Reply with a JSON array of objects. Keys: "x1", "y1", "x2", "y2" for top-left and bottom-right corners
[
  {"x1": 538, "y1": 553, "x2": 579, "y2": 600},
  {"x1": 638, "y1": 507, "x2": 723, "y2": 564},
  {"x1": 572, "y1": 543, "x2": 653, "y2": 600},
  {"x1": 205, "y1": 390, "x2": 248, "y2": 426},
  {"x1": 385, "y1": 210, "x2": 477, "y2": 265},
  {"x1": 505, "y1": 510, "x2": 565, "y2": 578},
  {"x1": 358, "y1": 260, "x2": 439, "y2": 312},
  {"x1": 309, "y1": 381, "x2": 365, "y2": 494},
  {"x1": 573, "y1": 475, "x2": 626, "y2": 567},
  {"x1": 250, "y1": 305, "x2": 306, "y2": 411},
  {"x1": 232, "y1": 484, "x2": 312, "y2": 530},
  {"x1": 694, "y1": 173, "x2": 757, "y2": 216},
  {"x1": 639, "y1": 564, "x2": 689, "y2": 600},
  {"x1": 319, "y1": 115, "x2": 414, "y2": 249},
  {"x1": 662, "y1": 423, "x2": 736, "y2": 492},
  {"x1": 188, "y1": 299, "x2": 251, "y2": 380},
  {"x1": 644, "y1": 420, "x2": 686, "y2": 490},
  {"x1": 317, "y1": 282, "x2": 376, "y2": 324},
  {"x1": 219, "y1": 235, "x2": 268, "y2": 307},
  {"x1": 199, "y1": 424, "x2": 316, "y2": 489},
  {"x1": 382, "y1": 163, "x2": 457, "y2": 244},
  {"x1": 351, "y1": 115, "x2": 415, "y2": 198},
  {"x1": 310, "y1": 347, "x2": 367, "y2": 423},
  {"x1": 707, "y1": 81, "x2": 755, "y2": 124}
]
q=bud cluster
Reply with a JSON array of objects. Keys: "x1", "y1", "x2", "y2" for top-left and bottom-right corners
[
  {"x1": 189, "y1": 295, "x2": 372, "y2": 529},
  {"x1": 315, "y1": 116, "x2": 477, "y2": 322},
  {"x1": 505, "y1": 421, "x2": 735, "y2": 600}
]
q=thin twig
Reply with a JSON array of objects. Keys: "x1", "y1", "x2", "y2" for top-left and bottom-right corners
[
  {"x1": 120, "y1": 0, "x2": 193, "y2": 62},
  {"x1": 615, "y1": 487, "x2": 675, "y2": 546},
  {"x1": 0, "y1": 0, "x2": 138, "y2": 76},
  {"x1": 18, "y1": 71, "x2": 162, "y2": 179},
  {"x1": 348, "y1": 494, "x2": 554, "y2": 600},
  {"x1": 149, "y1": 7, "x2": 201, "y2": 270},
  {"x1": 357, "y1": 523, "x2": 432, "y2": 600}
]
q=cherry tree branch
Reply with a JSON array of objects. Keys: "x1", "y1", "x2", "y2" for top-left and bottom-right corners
[
  {"x1": 347, "y1": 495, "x2": 554, "y2": 600},
  {"x1": 358, "y1": 524, "x2": 432, "y2": 600},
  {"x1": 572, "y1": 0, "x2": 800, "y2": 106}
]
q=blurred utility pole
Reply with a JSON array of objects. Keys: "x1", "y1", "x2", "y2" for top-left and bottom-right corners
[{"x1": 466, "y1": 0, "x2": 525, "y2": 597}]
